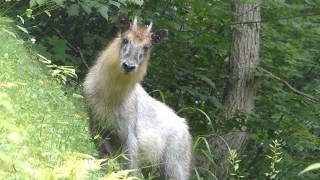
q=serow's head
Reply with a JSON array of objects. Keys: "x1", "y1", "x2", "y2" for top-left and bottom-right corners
[{"x1": 116, "y1": 12, "x2": 168, "y2": 74}]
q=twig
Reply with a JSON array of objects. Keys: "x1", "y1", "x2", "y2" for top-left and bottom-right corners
[
  {"x1": 77, "y1": 47, "x2": 89, "y2": 69},
  {"x1": 259, "y1": 67, "x2": 319, "y2": 102},
  {"x1": 53, "y1": 28, "x2": 89, "y2": 69}
]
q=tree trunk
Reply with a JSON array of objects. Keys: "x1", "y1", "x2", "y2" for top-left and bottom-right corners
[
  {"x1": 213, "y1": 3, "x2": 261, "y2": 179},
  {"x1": 223, "y1": 3, "x2": 261, "y2": 119}
]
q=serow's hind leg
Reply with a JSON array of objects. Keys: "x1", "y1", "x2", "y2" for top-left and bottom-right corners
[
  {"x1": 94, "y1": 129, "x2": 122, "y2": 157},
  {"x1": 88, "y1": 117, "x2": 118, "y2": 157},
  {"x1": 160, "y1": 161, "x2": 168, "y2": 180},
  {"x1": 96, "y1": 134, "x2": 113, "y2": 157}
]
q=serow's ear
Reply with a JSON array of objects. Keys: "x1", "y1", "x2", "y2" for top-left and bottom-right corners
[
  {"x1": 151, "y1": 29, "x2": 169, "y2": 44},
  {"x1": 116, "y1": 12, "x2": 130, "y2": 32}
]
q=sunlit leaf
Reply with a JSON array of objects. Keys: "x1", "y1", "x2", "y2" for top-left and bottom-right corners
[{"x1": 299, "y1": 163, "x2": 320, "y2": 175}]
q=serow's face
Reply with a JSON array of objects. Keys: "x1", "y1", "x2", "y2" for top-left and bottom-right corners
[
  {"x1": 119, "y1": 35, "x2": 151, "y2": 74},
  {"x1": 116, "y1": 12, "x2": 169, "y2": 75}
]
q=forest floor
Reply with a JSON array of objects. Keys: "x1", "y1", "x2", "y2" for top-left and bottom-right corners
[{"x1": 0, "y1": 17, "x2": 108, "y2": 179}]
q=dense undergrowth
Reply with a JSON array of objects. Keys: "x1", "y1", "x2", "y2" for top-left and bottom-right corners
[{"x1": 0, "y1": 17, "x2": 104, "y2": 179}]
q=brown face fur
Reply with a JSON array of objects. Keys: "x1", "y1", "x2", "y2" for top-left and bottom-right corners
[
  {"x1": 119, "y1": 26, "x2": 152, "y2": 74},
  {"x1": 124, "y1": 25, "x2": 152, "y2": 44},
  {"x1": 112, "y1": 13, "x2": 168, "y2": 82}
]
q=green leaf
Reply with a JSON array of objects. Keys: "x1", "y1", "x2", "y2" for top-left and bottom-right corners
[
  {"x1": 54, "y1": 0, "x2": 65, "y2": 7},
  {"x1": 98, "y1": 5, "x2": 109, "y2": 20},
  {"x1": 16, "y1": 15, "x2": 24, "y2": 24},
  {"x1": 16, "y1": 25, "x2": 28, "y2": 34},
  {"x1": 67, "y1": 4, "x2": 80, "y2": 16},
  {"x1": 128, "y1": 0, "x2": 144, "y2": 6},
  {"x1": 29, "y1": 0, "x2": 36, "y2": 7},
  {"x1": 80, "y1": 3, "x2": 92, "y2": 14},
  {"x1": 29, "y1": 0, "x2": 47, "y2": 7},
  {"x1": 47, "y1": 35, "x2": 70, "y2": 62},
  {"x1": 299, "y1": 163, "x2": 320, "y2": 175},
  {"x1": 110, "y1": 1, "x2": 121, "y2": 8},
  {"x1": 36, "y1": 0, "x2": 46, "y2": 6},
  {"x1": 44, "y1": 10, "x2": 51, "y2": 17},
  {"x1": 26, "y1": 9, "x2": 33, "y2": 18}
]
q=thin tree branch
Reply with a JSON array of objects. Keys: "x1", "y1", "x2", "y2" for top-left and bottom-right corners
[
  {"x1": 76, "y1": 47, "x2": 89, "y2": 69},
  {"x1": 53, "y1": 28, "x2": 89, "y2": 70},
  {"x1": 259, "y1": 67, "x2": 319, "y2": 102}
]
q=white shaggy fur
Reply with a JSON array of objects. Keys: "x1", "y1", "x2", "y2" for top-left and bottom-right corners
[{"x1": 84, "y1": 31, "x2": 192, "y2": 180}]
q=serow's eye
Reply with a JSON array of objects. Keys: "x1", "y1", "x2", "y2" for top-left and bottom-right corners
[
  {"x1": 122, "y1": 38, "x2": 129, "y2": 44},
  {"x1": 143, "y1": 46, "x2": 149, "y2": 52}
]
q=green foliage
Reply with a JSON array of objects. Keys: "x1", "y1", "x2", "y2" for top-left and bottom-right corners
[
  {"x1": 1, "y1": 0, "x2": 320, "y2": 179},
  {"x1": 28, "y1": 0, "x2": 143, "y2": 20},
  {"x1": 264, "y1": 140, "x2": 283, "y2": 179},
  {"x1": 229, "y1": 149, "x2": 244, "y2": 179},
  {"x1": 192, "y1": 135, "x2": 218, "y2": 180},
  {"x1": 37, "y1": 53, "x2": 77, "y2": 84},
  {"x1": 0, "y1": 17, "x2": 103, "y2": 179}
]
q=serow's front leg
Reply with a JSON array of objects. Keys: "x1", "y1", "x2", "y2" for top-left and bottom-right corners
[{"x1": 127, "y1": 132, "x2": 141, "y2": 178}]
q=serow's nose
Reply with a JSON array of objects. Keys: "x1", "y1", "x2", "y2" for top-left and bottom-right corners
[{"x1": 122, "y1": 62, "x2": 136, "y2": 73}]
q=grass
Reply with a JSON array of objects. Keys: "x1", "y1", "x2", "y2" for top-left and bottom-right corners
[{"x1": 0, "y1": 17, "x2": 103, "y2": 179}]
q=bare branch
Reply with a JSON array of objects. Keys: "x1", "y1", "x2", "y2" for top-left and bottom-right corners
[
  {"x1": 77, "y1": 47, "x2": 89, "y2": 69},
  {"x1": 53, "y1": 28, "x2": 89, "y2": 70},
  {"x1": 259, "y1": 67, "x2": 319, "y2": 102}
]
